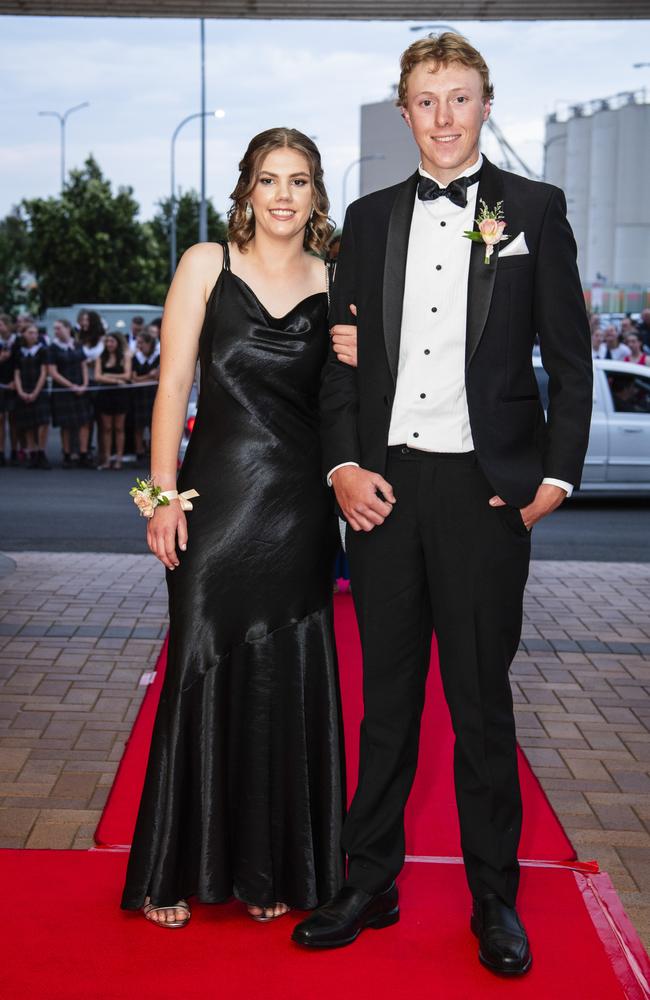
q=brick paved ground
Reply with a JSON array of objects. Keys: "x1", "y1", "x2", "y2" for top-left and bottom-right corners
[
  {"x1": 0, "y1": 553, "x2": 167, "y2": 851},
  {"x1": 1, "y1": 553, "x2": 650, "y2": 945}
]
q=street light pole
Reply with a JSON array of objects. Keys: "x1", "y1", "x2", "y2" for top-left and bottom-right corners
[
  {"x1": 170, "y1": 109, "x2": 225, "y2": 279},
  {"x1": 342, "y1": 155, "x2": 384, "y2": 220},
  {"x1": 199, "y1": 19, "x2": 208, "y2": 243},
  {"x1": 37, "y1": 102, "x2": 89, "y2": 191}
]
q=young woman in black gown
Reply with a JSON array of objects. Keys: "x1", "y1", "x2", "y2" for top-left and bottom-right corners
[{"x1": 120, "y1": 129, "x2": 356, "y2": 928}]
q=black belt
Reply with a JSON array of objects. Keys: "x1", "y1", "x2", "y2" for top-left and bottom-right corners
[{"x1": 387, "y1": 445, "x2": 476, "y2": 461}]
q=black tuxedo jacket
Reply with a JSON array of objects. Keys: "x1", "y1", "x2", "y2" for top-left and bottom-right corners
[{"x1": 320, "y1": 156, "x2": 593, "y2": 507}]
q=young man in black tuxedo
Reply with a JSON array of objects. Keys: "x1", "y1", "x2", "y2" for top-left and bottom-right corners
[{"x1": 293, "y1": 34, "x2": 592, "y2": 975}]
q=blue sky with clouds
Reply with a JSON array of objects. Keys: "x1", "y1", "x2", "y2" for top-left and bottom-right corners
[{"x1": 1, "y1": 16, "x2": 648, "y2": 228}]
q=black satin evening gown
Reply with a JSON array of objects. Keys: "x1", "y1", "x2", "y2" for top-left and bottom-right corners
[{"x1": 121, "y1": 243, "x2": 345, "y2": 912}]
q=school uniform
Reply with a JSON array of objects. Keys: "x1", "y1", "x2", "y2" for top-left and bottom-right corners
[
  {"x1": 95, "y1": 354, "x2": 128, "y2": 415},
  {"x1": 0, "y1": 335, "x2": 16, "y2": 413},
  {"x1": 13, "y1": 342, "x2": 50, "y2": 429},
  {"x1": 131, "y1": 348, "x2": 159, "y2": 429},
  {"x1": 49, "y1": 340, "x2": 93, "y2": 428}
]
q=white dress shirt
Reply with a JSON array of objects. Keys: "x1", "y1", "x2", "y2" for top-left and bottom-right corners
[
  {"x1": 329, "y1": 154, "x2": 572, "y2": 498},
  {"x1": 387, "y1": 156, "x2": 480, "y2": 453}
]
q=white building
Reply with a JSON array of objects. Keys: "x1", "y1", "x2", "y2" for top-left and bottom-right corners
[
  {"x1": 544, "y1": 93, "x2": 650, "y2": 286},
  {"x1": 359, "y1": 97, "x2": 419, "y2": 198}
]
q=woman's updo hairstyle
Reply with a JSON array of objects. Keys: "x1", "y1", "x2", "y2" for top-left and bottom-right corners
[{"x1": 227, "y1": 127, "x2": 334, "y2": 256}]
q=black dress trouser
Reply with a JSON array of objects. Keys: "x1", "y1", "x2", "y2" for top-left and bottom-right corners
[{"x1": 343, "y1": 447, "x2": 531, "y2": 907}]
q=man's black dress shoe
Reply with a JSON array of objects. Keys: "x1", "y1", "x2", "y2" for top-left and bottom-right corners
[
  {"x1": 471, "y1": 894, "x2": 532, "y2": 976},
  {"x1": 292, "y1": 883, "x2": 399, "y2": 949}
]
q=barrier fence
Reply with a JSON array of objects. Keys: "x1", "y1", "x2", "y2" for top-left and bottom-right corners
[{"x1": 43, "y1": 380, "x2": 159, "y2": 393}]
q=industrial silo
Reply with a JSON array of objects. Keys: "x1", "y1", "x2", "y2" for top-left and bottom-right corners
[
  {"x1": 613, "y1": 101, "x2": 650, "y2": 285},
  {"x1": 564, "y1": 110, "x2": 593, "y2": 281},
  {"x1": 543, "y1": 114, "x2": 568, "y2": 191},
  {"x1": 586, "y1": 104, "x2": 618, "y2": 284}
]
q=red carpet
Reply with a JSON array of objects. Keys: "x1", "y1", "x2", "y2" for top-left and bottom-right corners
[
  {"x1": 95, "y1": 635, "x2": 168, "y2": 848},
  {"x1": 95, "y1": 594, "x2": 574, "y2": 862},
  {"x1": 5, "y1": 850, "x2": 648, "y2": 999},
  {"x1": 334, "y1": 593, "x2": 574, "y2": 862}
]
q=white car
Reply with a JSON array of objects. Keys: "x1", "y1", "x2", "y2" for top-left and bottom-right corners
[
  {"x1": 533, "y1": 356, "x2": 650, "y2": 492},
  {"x1": 179, "y1": 360, "x2": 650, "y2": 492}
]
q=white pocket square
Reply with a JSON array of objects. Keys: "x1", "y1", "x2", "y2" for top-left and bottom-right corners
[{"x1": 499, "y1": 231, "x2": 529, "y2": 258}]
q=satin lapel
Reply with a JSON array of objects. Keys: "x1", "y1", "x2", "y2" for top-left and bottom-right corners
[
  {"x1": 382, "y1": 172, "x2": 419, "y2": 384},
  {"x1": 465, "y1": 157, "x2": 505, "y2": 369}
]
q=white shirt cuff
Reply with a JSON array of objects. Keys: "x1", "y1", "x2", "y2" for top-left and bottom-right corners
[
  {"x1": 542, "y1": 477, "x2": 573, "y2": 498},
  {"x1": 327, "y1": 462, "x2": 359, "y2": 487}
]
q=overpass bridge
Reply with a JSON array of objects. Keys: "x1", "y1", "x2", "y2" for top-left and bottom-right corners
[{"x1": 1, "y1": 0, "x2": 648, "y2": 17}]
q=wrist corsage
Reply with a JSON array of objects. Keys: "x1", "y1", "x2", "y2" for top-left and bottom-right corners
[{"x1": 130, "y1": 477, "x2": 200, "y2": 518}]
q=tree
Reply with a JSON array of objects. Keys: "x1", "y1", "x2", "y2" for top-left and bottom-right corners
[
  {"x1": 150, "y1": 189, "x2": 227, "y2": 274},
  {"x1": 2, "y1": 158, "x2": 229, "y2": 313},
  {"x1": 21, "y1": 155, "x2": 163, "y2": 311},
  {"x1": 0, "y1": 207, "x2": 32, "y2": 314}
]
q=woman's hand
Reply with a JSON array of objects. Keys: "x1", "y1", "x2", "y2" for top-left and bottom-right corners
[
  {"x1": 331, "y1": 303, "x2": 358, "y2": 368},
  {"x1": 147, "y1": 502, "x2": 188, "y2": 570}
]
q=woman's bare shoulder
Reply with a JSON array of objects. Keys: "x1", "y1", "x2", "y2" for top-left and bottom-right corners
[
  {"x1": 180, "y1": 241, "x2": 224, "y2": 274},
  {"x1": 175, "y1": 242, "x2": 225, "y2": 301}
]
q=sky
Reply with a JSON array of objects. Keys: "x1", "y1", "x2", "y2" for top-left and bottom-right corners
[{"x1": 1, "y1": 16, "x2": 648, "y2": 228}]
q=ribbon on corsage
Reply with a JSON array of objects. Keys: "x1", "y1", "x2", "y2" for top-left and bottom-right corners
[
  {"x1": 464, "y1": 199, "x2": 509, "y2": 264},
  {"x1": 161, "y1": 489, "x2": 199, "y2": 511},
  {"x1": 130, "y1": 477, "x2": 200, "y2": 518}
]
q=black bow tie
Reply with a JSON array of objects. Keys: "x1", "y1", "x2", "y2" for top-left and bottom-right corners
[{"x1": 417, "y1": 168, "x2": 482, "y2": 209}]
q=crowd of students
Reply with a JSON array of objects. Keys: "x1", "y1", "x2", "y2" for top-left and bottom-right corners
[
  {"x1": 589, "y1": 309, "x2": 650, "y2": 364},
  {"x1": 2, "y1": 304, "x2": 648, "y2": 470},
  {"x1": 0, "y1": 310, "x2": 161, "y2": 469}
]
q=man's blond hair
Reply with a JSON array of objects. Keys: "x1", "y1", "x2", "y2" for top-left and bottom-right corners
[{"x1": 397, "y1": 33, "x2": 494, "y2": 108}]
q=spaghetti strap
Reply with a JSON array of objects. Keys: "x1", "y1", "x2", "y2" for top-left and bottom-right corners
[{"x1": 220, "y1": 240, "x2": 231, "y2": 271}]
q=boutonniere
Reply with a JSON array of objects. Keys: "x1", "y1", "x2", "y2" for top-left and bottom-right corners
[{"x1": 464, "y1": 200, "x2": 509, "y2": 264}]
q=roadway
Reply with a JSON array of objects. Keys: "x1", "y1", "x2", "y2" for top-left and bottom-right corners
[{"x1": 0, "y1": 463, "x2": 647, "y2": 561}]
